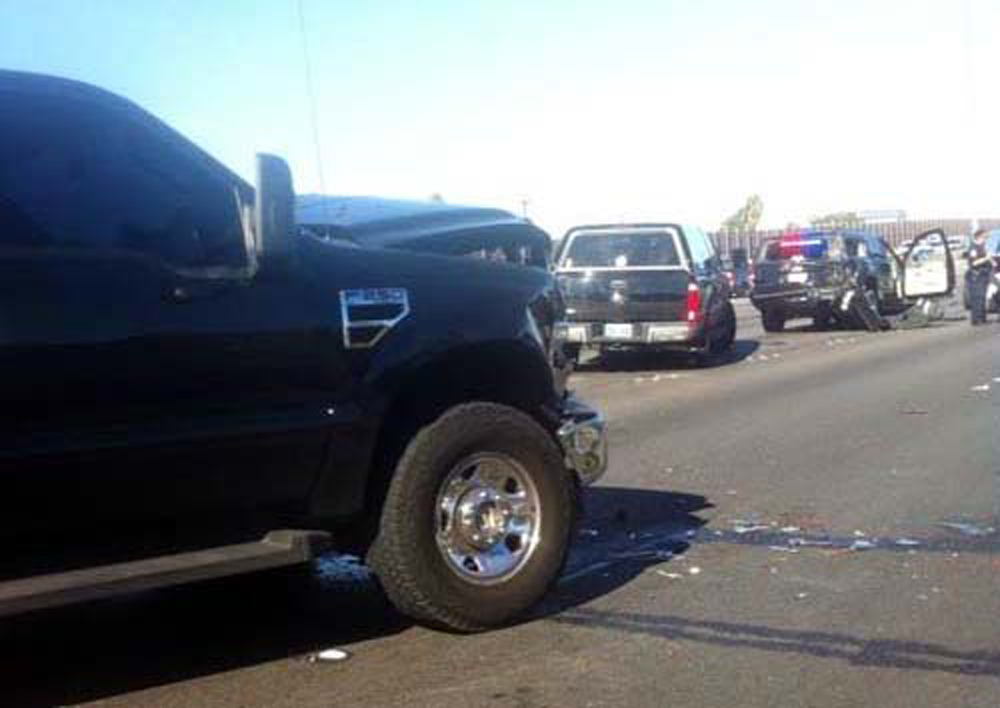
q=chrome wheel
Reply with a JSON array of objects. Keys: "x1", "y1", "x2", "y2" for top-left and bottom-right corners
[{"x1": 435, "y1": 452, "x2": 542, "y2": 585}]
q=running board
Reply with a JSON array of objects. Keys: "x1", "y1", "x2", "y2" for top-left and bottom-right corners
[{"x1": 0, "y1": 530, "x2": 331, "y2": 618}]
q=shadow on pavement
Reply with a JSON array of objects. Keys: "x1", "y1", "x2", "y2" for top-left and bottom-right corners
[
  {"x1": 0, "y1": 557, "x2": 410, "y2": 707},
  {"x1": 0, "y1": 486, "x2": 710, "y2": 707},
  {"x1": 549, "y1": 608, "x2": 1000, "y2": 677},
  {"x1": 534, "y1": 486, "x2": 712, "y2": 617},
  {"x1": 574, "y1": 340, "x2": 759, "y2": 373}
]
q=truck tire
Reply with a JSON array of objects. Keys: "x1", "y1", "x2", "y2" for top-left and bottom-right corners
[
  {"x1": 562, "y1": 342, "x2": 582, "y2": 364},
  {"x1": 813, "y1": 303, "x2": 834, "y2": 329},
  {"x1": 717, "y1": 300, "x2": 737, "y2": 351},
  {"x1": 368, "y1": 402, "x2": 574, "y2": 632},
  {"x1": 762, "y1": 309, "x2": 785, "y2": 333}
]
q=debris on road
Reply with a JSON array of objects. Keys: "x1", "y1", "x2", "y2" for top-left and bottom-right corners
[
  {"x1": 937, "y1": 521, "x2": 994, "y2": 537},
  {"x1": 795, "y1": 592, "x2": 809, "y2": 600},
  {"x1": 656, "y1": 570, "x2": 683, "y2": 580},
  {"x1": 789, "y1": 537, "x2": 833, "y2": 547},
  {"x1": 311, "y1": 648, "x2": 351, "y2": 663},
  {"x1": 688, "y1": 566, "x2": 702, "y2": 575}
]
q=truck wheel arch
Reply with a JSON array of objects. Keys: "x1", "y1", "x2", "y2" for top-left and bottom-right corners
[{"x1": 343, "y1": 343, "x2": 558, "y2": 551}]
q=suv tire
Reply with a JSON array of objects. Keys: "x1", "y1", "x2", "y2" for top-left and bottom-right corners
[
  {"x1": 368, "y1": 402, "x2": 574, "y2": 632},
  {"x1": 762, "y1": 309, "x2": 786, "y2": 333}
]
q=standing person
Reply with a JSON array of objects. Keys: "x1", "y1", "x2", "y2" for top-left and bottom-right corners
[{"x1": 965, "y1": 229, "x2": 993, "y2": 325}]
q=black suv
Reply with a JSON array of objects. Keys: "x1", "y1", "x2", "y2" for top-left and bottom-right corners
[
  {"x1": 554, "y1": 223, "x2": 736, "y2": 362},
  {"x1": 750, "y1": 229, "x2": 955, "y2": 331},
  {"x1": 0, "y1": 71, "x2": 607, "y2": 632}
]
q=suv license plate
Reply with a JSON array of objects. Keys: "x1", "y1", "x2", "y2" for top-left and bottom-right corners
[
  {"x1": 787, "y1": 271, "x2": 809, "y2": 284},
  {"x1": 604, "y1": 323, "x2": 633, "y2": 339}
]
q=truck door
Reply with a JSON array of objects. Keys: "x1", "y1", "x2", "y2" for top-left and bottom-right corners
[
  {"x1": 900, "y1": 229, "x2": 956, "y2": 301},
  {"x1": 0, "y1": 87, "x2": 339, "y2": 535}
]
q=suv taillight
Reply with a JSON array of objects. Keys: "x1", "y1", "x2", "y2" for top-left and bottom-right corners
[{"x1": 686, "y1": 281, "x2": 702, "y2": 324}]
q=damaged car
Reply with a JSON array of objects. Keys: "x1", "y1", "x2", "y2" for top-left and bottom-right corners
[
  {"x1": 0, "y1": 71, "x2": 606, "y2": 633},
  {"x1": 751, "y1": 229, "x2": 956, "y2": 332}
]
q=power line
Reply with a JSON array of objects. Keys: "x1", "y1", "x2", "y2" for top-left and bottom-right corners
[{"x1": 296, "y1": 0, "x2": 327, "y2": 196}]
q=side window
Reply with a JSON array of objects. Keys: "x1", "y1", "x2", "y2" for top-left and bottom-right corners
[
  {"x1": 0, "y1": 93, "x2": 247, "y2": 269},
  {"x1": 685, "y1": 226, "x2": 712, "y2": 272},
  {"x1": 844, "y1": 238, "x2": 861, "y2": 258}
]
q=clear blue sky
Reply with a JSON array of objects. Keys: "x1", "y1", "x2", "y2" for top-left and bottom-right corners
[{"x1": 2, "y1": 1, "x2": 996, "y2": 235}]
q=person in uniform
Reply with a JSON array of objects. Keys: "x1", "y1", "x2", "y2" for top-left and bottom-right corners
[{"x1": 965, "y1": 229, "x2": 994, "y2": 325}]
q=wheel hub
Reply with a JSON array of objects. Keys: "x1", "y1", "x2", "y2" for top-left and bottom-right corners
[{"x1": 435, "y1": 453, "x2": 542, "y2": 585}]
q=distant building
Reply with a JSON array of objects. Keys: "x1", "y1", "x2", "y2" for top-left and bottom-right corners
[{"x1": 857, "y1": 210, "x2": 907, "y2": 224}]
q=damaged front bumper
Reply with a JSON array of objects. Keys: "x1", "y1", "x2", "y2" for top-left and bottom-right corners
[{"x1": 555, "y1": 394, "x2": 608, "y2": 486}]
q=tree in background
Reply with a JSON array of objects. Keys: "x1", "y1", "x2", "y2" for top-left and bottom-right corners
[
  {"x1": 722, "y1": 194, "x2": 764, "y2": 231},
  {"x1": 810, "y1": 211, "x2": 864, "y2": 229}
]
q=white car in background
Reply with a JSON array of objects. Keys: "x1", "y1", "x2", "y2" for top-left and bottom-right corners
[{"x1": 947, "y1": 234, "x2": 970, "y2": 252}]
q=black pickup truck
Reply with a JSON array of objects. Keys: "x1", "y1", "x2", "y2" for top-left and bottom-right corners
[
  {"x1": 554, "y1": 223, "x2": 736, "y2": 362},
  {"x1": 0, "y1": 71, "x2": 607, "y2": 631}
]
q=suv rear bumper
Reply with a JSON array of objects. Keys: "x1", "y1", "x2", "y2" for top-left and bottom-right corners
[
  {"x1": 558, "y1": 321, "x2": 699, "y2": 349},
  {"x1": 556, "y1": 394, "x2": 608, "y2": 486},
  {"x1": 751, "y1": 287, "x2": 841, "y2": 316}
]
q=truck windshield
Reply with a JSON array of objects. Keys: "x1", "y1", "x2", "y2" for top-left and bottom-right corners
[
  {"x1": 759, "y1": 234, "x2": 837, "y2": 262},
  {"x1": 561, "y1": 230, "x2": 681, "y2": 268}
]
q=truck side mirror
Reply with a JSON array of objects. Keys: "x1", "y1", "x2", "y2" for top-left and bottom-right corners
[{"x1": 254, "y1": 153, "x2": 296, "y2": 272}]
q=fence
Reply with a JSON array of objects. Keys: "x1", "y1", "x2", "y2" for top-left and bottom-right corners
[{"x1": 710, "y1": 218, "x2": 1000, "y2": 256}]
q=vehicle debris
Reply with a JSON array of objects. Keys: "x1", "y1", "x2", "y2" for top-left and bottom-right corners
[
  {"x1": 656, "y1": 570, "x2": 683, "y2": 580},
  {"x1": 311, "y1": 648, "x2": 351, "y2": 663},
  {"x1": 937, "y1": 521, "x2": 994, "y2": 537},
  {"x1": 788, "y1": 537, "x2": 833, "y2": 547}
]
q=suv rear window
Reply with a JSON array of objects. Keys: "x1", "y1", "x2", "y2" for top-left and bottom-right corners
[
  {"x1": 759, "y1": 234, "x2": 835, "y2": 262},
  {"x1": 560, "y1": 230, "x2": 681, "y2": 268}
]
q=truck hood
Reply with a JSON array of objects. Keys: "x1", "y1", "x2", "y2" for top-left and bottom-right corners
[{"x1": 295, "y1": 195, "x2": 551, "y2": 263}]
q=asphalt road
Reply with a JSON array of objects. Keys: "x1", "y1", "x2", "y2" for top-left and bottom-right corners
[{"x1": 3, "y1": 301, "x2": 998, "y2": 708}]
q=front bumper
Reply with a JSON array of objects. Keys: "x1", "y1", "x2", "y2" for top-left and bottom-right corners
[{"x1": 555, "y1": 395, "x2": 608, "y2": 486}]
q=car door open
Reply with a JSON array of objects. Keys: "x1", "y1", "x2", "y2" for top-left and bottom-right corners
[{"x1": 901, "y1": 229, "x2": 955, "y2": 300}]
